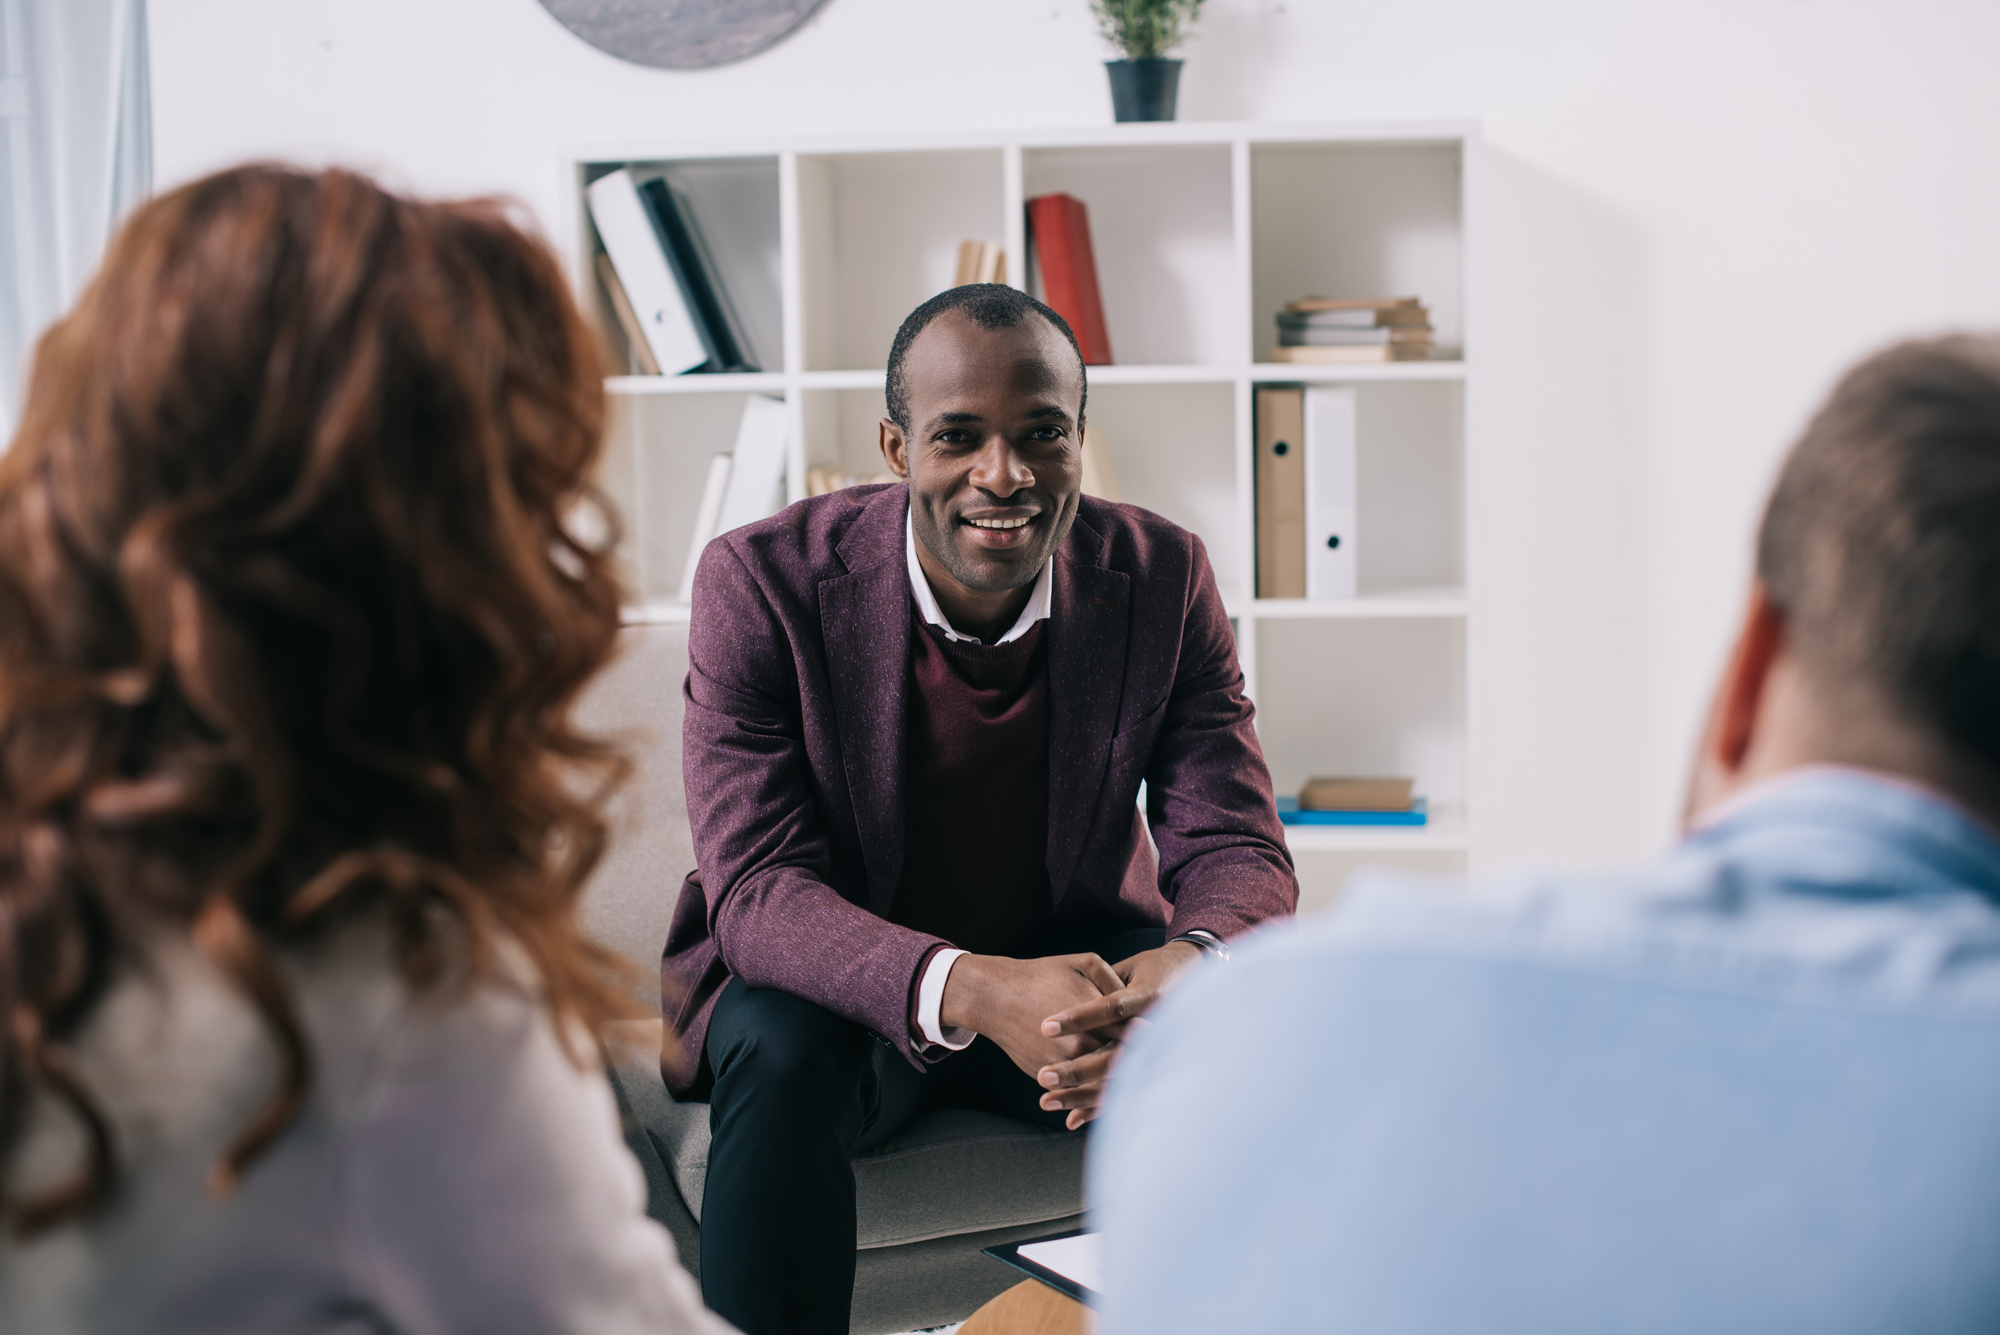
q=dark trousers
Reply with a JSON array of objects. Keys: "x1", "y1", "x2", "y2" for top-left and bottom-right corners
[{"x1": 697, "y1": 926, "x2": 1164, "y2": 1335}]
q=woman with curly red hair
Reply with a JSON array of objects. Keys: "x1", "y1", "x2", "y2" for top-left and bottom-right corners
[{"x1": 0, "y1": 164, "x2": 731, "y2": 1334}]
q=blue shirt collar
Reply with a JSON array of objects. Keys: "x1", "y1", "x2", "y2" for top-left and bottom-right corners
[{"x1": 1687, "y1": 765, "x2": 2000, "y2": 904}]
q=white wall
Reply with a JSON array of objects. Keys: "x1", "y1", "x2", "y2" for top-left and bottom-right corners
[{"x1": 150, "y1": 0, "x2": 2000, "y2": 872}]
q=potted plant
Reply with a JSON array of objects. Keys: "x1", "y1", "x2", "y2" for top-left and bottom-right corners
[{"x1": 1093, "y1": 0, "x2": 1205, "y2": 122}]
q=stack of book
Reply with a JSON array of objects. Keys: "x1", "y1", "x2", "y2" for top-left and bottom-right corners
[
  {"x1": 1271, "y1": 297, "x2": 1432, "y2": 364},
  {"x1": 805, "y1": 465, "x2": 898, "y2": 496},
  {"x1": 1078, "y1": 427, "x2": 1120, "y2": 501},
  {"x1": 588, "y1": 167, "x2": 762, "y2": 376},
  {"x1": 954, "y1": 240, "x2": 1006, "y2": 287},
  {"x1": 1276, "y1": 776, "x2": 1427, "y2": 827}
]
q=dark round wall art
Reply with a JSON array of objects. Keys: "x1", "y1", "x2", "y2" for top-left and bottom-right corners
[{"x1": 539, "y1": 0, "x2": 829, "y2": 69}]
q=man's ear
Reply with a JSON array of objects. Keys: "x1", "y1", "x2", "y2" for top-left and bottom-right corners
[
  {"x1": 1684, "y1": 581, "x2": 1788, "y2": 824},
  {"x1": 878, "y1": 418, "x2": 909, "y2": 479}
]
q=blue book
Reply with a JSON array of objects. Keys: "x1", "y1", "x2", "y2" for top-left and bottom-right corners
[{"x1": 1277, "y1": 796, "x2": 1428, "y2": 826}]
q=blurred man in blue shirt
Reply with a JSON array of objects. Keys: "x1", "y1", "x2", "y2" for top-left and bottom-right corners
[{"x1": 1091, "y1": 336, "x2": 2000, "y2": 1335}]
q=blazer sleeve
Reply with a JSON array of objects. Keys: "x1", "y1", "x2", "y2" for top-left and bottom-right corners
[
  {"x1": 1143, "y1": 534, "x2": 1298, "y2": 938},
  {"x1": 682, "y1": 539, "x2": 946, "y2": 1064}
]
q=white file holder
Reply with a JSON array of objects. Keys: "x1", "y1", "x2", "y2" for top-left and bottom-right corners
[{"x1": 1304, "y1": 385, "x2": 1358, "y2": 599}]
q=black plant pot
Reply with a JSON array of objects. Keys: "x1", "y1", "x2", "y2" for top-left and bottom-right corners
[{"x1": 1105, "y1": 58, "x2": 1182, "y2": 122}]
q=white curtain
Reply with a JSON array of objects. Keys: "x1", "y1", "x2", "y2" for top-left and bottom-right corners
[{"x1": 0, "y1": 0, "x2": 151, "y2": 438}]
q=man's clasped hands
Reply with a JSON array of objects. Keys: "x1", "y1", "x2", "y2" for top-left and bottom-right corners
[{"x1": 937, "y1": 940, "x2": 1205, "y2": 1129}]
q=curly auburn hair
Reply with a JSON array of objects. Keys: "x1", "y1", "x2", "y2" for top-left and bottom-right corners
[{"x1": 0, "y1": 164, "x2": 637, "y2": 1236}]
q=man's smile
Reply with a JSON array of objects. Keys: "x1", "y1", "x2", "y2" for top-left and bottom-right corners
[{"x1": 957, "y1": 506, "x2": 1043, "y2": 551}]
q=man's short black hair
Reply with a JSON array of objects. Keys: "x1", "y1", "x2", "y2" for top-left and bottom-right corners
[
  {"x1": 1758, "y1": 334, "x2": 2000, "y2": 773},
  {"x1": 884, "y1": 283, "x2": 1087, "y2": 432}
]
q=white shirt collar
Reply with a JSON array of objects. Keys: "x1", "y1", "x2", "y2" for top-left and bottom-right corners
[{"x1": 905, "y1": 504, "x2": 1052, "y2": 645}]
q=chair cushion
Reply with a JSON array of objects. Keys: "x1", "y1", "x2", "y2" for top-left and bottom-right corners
[
  {"x1": 848, "y1": 1107, "x2": 1087, "y2": 1248},
  {"x1": 606, "y1": 1028, "x2": 1085, "y2": 1249}
]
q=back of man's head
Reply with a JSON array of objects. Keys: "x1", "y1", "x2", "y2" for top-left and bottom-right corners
[{"x1": 1758, "y1": 334, "x2": 2000, "y2": 778}]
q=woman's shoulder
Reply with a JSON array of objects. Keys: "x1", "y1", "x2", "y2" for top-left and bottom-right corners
[
  {"x1": 4, "y1": 917, "x2": 728, "y2": 1335},
  {"x1": 288, "y1": 921, "x2": 731, "y2": 1333},
  {"x1": 291, "y1": 916, "x2": 548, "y2": 1110}
]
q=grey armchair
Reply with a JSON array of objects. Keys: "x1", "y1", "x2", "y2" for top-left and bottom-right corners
[{"x1": 579, "y1": 624, "x2": 1084, "y2": 1334}]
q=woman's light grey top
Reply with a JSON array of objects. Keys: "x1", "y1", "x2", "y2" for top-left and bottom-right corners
[{"x1": 0, "y1": 919, "x2": 736, "y2": 1335}]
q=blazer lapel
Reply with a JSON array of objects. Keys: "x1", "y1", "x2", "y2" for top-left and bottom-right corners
[
  {"x1": 1046, "y1": 514, "x2": 1130, "y2": 904},
  {"x1": 819, "y1": 488, "x2": 911, "y2": 916}
]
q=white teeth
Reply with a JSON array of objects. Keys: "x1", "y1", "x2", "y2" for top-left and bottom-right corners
[{"x1": 967, "y1": 516, "x2": 1032, "y2": 530}]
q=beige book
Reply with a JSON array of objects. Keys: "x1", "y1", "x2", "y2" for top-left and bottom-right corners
[
  {"x1": 1081, "y1": 425, "x2": 1120, "y2": 501},
  {"x1": 1299, "y1": 776, "x2": 1415, "y2": 811},
  {"x1": 954, "y1": 240, "x2": 1006, "y2": 287},
  {"x1": 1254, "y1": 386, "x2": 1306, "y2": 599},
  {"x1": 595, "y1": 253, "x2": 662, "y2": 376},
  {"x1": 1270, "y1": 344, "x2": 1433, "y2": 364},
  {"x1": 805, "y1": 465, "x2": 850, "y2": 497}
]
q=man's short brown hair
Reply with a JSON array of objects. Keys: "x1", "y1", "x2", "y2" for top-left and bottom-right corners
[{"x1": 1758, "y1": 334, "x2": 2000, "y2": 772}]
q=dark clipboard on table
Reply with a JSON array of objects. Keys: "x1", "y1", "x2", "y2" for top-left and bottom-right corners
[{"x1": 982, "y1": 1227, "x2": 1101, "y2": 1306}]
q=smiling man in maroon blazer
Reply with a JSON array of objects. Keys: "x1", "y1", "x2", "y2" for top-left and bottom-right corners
[{"x1": 664, "y1": 284, "x2": 1296, "y2": 1335}]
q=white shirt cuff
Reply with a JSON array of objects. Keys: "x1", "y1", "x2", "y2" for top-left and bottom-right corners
[{"x1": 916, "y1": 948, "x2": 975, "y2": 1051}]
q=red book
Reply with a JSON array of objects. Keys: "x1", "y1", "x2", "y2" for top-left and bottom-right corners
[{"x1": 1026, "y1": 193, "x2": 1113, "y2": 365}]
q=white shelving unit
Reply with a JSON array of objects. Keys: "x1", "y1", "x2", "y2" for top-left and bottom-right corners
[{"x1": 563, "y1": 121, "x2": 1480, "y2": 894}]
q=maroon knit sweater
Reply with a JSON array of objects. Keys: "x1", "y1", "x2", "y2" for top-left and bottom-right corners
[{"x1": 889, "y1": 608, "x2": 1056, "y2": 966}]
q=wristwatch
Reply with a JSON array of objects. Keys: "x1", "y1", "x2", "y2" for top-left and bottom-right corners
[{"x1": 1168, "y1": 930, "x2": 1231, "y2": 962}]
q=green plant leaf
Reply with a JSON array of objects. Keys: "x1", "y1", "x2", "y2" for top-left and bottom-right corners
[{"x1": 1091, "y1": 0, "x2": 1205, "y2": 60}]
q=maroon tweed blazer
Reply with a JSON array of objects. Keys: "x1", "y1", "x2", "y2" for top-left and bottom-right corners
[{"x1": 661, "y1": 483, "x2": 1296, "y2": 1094}]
